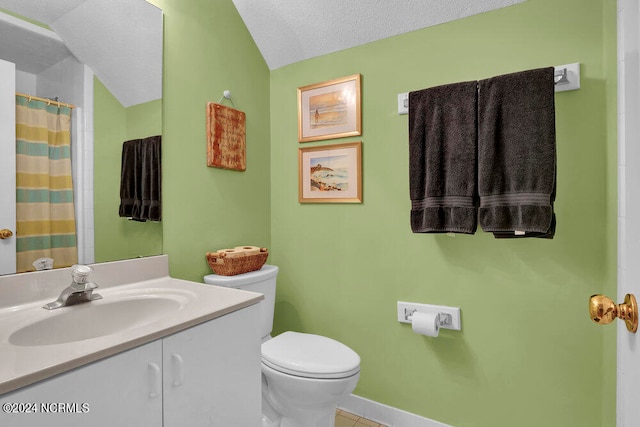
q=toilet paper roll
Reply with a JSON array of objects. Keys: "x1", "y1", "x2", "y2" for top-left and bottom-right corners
[
  {"x1": 217, "y1": 248, "x2": 246, "y2": 258},
  {"x1": 234, "y1": 245, "x2": 261, "y2": 255},
  {"x1": 411, "y1": 312, "x2": 440, "y2": 337}
]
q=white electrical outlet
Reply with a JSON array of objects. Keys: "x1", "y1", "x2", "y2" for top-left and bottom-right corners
[
  {"x1": 398, "y1": 92, "x2": 409, "y2": 115},
  {"x1": 397, "y1": 301, "x2": 461, "y2": 331}
]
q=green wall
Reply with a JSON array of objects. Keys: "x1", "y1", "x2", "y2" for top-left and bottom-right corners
[
  {"x1": 269, "y1": 0, "x2": 617, "y2": 426},
  {"x1": 93, "y1": 78, "x2": 163, "y2": 262},
  {"x1": 114, "y1": 0, "x2": 617, "y2": 425},
  {"x1": 152, "y1": 0, "x2": 271, "y2": 281}
]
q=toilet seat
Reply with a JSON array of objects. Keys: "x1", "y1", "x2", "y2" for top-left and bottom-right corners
[{"x1": 261, "y1": 331, "x2": 360, "y2": 379}]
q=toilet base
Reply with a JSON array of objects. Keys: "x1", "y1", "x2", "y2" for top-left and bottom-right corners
[
  {"x1": 279, "y1": 411, "x2": 336, "y2": 427},
  {"x1": 261, "y1": 363, "x2": 359, "y2": 427},
  {"x1": 261, "y1": 398, "x2": 337, "y2": 427}
]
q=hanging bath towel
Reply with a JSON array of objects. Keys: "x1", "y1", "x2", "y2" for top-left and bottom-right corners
[
  {"x1": 408, "y1": 81, "x2": 478, "y2": 234},
  {"x1": 477, "y1": 67, "x2": 556, "y2": 238}
]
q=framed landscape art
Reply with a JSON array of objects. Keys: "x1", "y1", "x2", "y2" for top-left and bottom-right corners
[
  {"x1": 298, "y1": 142, "x2": 362, "y2": 203},
  {"x1": 297, "y1": 74, "x2": 361, "y2": 143}
]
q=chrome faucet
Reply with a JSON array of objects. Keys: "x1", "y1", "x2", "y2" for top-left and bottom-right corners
[{"x1": 43, "y1": 265, "x2": 102, "y2": 310}]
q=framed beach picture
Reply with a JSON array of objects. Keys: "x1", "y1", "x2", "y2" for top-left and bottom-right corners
[
  {"x1": 297, "y1": 74, "x2": 361, "y2": 143},
  {"x1": 298, "y1": 142, "x2": 362, "y2": 203}
]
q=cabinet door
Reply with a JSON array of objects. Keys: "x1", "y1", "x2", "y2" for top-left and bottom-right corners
[
  {"x1": 163, "y1": 304, "x2": 262, "y2": 427},
  {"x1": 0, "y1": 340, "x2": 163, "y2": 427}
]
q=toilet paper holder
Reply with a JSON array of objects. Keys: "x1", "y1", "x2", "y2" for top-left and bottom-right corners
[
  {"x1": 397, "y1": 301, "x2": 461, "y2": 331},
  {"x1": 405, "y1": 309, "x2": 452, "y2": 327}
]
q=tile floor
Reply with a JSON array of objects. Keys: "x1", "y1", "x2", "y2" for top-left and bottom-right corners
[{"x1": 335, "y1": 409, "x2": 387, "y2": 427}]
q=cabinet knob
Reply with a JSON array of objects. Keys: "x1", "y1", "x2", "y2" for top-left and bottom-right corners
[
  {"x1": 0, "y1": 229, "x2": 13, "y2": 239},
  {"x1": 589, "y1": 293, "x2": 638, "y2": 333}
]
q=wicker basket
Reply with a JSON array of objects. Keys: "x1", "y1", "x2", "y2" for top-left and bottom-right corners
[{"x1": 206, "y1": 247, "x2": 269, "y2": 276}]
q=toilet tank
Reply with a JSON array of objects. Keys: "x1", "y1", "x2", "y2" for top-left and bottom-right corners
[{"x1": 203, "y1": 265, "x2": 278, "y2": 340}]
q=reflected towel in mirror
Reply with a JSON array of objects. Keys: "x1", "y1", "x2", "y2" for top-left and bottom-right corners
[{"x1": 119, "y1": 135, "x2": 162, "y2": 222}]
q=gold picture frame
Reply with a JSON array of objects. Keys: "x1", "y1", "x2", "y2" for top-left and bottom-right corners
[
  {"x1": 298, "y1": 142, "x2": 362, "y2": 203},
  {"x1": 297, "y1": 74, "x2": 361, "y2": 143}
]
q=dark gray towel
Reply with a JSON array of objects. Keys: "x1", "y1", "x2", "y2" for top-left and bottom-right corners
[
  {"x1": 409, "y1": 81, "x2": 478, "y2": 234},
  {"x1": 477, "y1": 67, "x2": 556, "y2": 238},
  {"x1": 119, "y1": 135, "x2": 162, "y2": 222}
]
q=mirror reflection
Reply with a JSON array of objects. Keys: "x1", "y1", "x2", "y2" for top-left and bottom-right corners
[{"x1": 0, "y1": 0, "x2": 163, "y2": 275}]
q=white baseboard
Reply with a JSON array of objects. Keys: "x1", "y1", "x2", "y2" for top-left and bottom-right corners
[{"x1": 338, "y1": 394, "x2": 452, "y2": 427}]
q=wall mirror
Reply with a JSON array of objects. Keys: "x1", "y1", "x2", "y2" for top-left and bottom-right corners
[{"x1": 0, "y1": 0, "x2": 163, "y2": 275}]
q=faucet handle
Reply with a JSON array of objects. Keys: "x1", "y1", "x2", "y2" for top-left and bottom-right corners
[
  {"x1": 71, "y1": 281, "x2": 98, "y2": 292},
  {"x1": 71, "y1": 264, "x2": 93, "y2": 284}
]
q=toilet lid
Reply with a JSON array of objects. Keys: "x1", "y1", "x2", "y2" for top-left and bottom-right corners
[{"x1": 261, "y1": 331, "x2": 360, "y2": 379}]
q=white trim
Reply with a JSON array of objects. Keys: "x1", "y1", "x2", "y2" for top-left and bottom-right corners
[
  {"x1": 338, "y1": 394, "x2": 452, "y2": 427},
  {"x1": 75, "y1": 65, "x2": 94, "y2": 265},
  {"x1": 82, "y1": 64, "x2": 94, "y2": 264},
  {"x1": 617, "y1": 0, "x2": 640, "y2": 426},
  {"x1": 0, "y1": 59, "x2": 16, "y2": 275}
]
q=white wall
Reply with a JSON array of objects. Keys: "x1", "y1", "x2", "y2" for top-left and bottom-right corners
[
  {"x1": 15, "y1": 70, "x2": 35, "y2": 94},
  {"x1": 37, "y1": 55, "x2": 85, "y2": 107},
  {"x1": 617, "y1": 1, "x2": 640, "y2": 425}
]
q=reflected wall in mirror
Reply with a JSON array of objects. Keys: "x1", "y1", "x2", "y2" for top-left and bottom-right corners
[{"x1": 0, "y1": 0, "x2": 163, "y2": 275}]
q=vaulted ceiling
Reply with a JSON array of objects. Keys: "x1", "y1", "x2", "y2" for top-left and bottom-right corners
[
  {"x1": 0, "y1": 0, "x2": 162, "y2": 107},
  {"x1": 0, "y1": 0, "x2": 527, "y2": 105},
  {"x1": 231, "y1": 0, "x2": 527, "y2": 70}
]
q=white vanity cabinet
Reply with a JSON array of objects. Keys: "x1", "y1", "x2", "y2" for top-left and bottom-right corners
[
  {"x1": 163, "y1": 303, "x2": 261, "y2": 426},
  {"x1": 0, "y1": 340, "x2": 163, "y2": 426},
  {"x1": 0, "y1": 304, "x2": 261, "y2": 427}
]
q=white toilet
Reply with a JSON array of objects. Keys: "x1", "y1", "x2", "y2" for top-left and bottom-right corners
[{"x1": 204, "y1": 265, "x2": 360, "y2": 427}]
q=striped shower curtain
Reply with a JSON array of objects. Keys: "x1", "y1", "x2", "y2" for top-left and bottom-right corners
[{"x1": 15, "y1": 96, "x2": 77, "y2": 272}]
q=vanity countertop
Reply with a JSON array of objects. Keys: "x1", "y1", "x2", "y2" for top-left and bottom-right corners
[{"x1": 0, "y1": 256, "x2": 263, "y2": 395}]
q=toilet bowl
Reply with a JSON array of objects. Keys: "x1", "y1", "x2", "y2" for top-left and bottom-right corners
[
  {"x1": 261, "y1": 331, "x2": 360, "y2": 427},
  {"x1": 204, "y1": 265, "x2": 360, "y2": 427}
]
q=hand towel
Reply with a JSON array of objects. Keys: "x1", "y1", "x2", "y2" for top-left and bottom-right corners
[
  {"x1": 408, "y1": 81, "x2": 478, "y2": 234},
  {"x1": 477, "y1": 67, "x2": 556, "y2": 238},
  {"x1": 119, "y1": 135, "x2": 162, "y2": 222}
]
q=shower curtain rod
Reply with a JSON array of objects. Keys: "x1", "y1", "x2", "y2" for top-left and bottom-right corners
[{"x1": 16, "y1": 92, "x2": 75, "y2": 109}]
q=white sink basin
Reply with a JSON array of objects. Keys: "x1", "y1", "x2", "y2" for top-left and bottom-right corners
[
  {"x1": 8, "y1": 289, "x2": 192, "y2": 347},
  {"x1": 0, "y1": 256, "x2": 264, "y2": 396}
]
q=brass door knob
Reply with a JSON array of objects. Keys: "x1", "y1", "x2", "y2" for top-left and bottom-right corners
[
  {"x1": 589, "y1": 293, "x2": 638, "y2": 333},
  {"x1": 0, "y1": 229, "x2": 13, "y2": 239}
]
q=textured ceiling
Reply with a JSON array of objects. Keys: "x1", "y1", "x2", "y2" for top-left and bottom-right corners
[
  {"x1": 232, "y1": 0, "x2": 526, "y2": 70},
  {"x1": 0, "y1": 0, "x2": 86, "y2": 23},
  {"x1": 0, "y1": 12, "x2": 71, "y2": 75},
  {"x1": 1, "y1": 0, "x2": 527, "y2": 101},
  {"x1": 0, "y1": 0, "x2": 162, "y2": 107}
]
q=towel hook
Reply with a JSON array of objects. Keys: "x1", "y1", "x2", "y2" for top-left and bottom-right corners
[{"x1": 217, "y1": 89, "x2": 236, "y2": 108}]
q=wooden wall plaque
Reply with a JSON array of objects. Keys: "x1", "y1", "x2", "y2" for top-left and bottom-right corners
[{"x1": 206, "y1": 102, "x2": 246, "y2": 171}]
